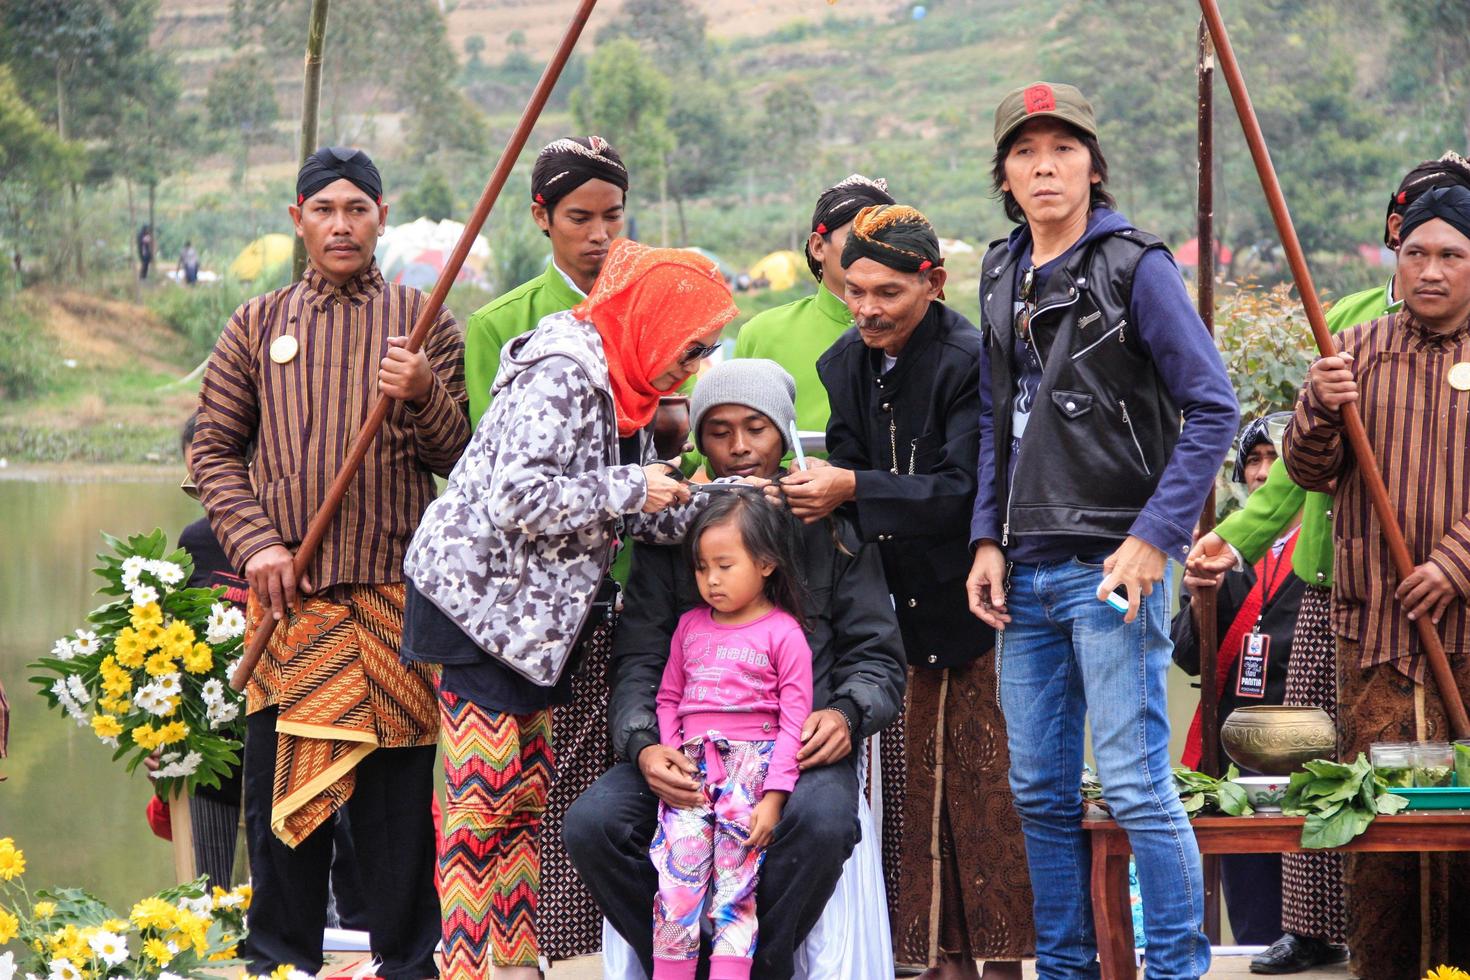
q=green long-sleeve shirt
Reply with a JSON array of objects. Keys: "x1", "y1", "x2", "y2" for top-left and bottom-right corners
[
  {"x1": 464, "y1": 262, "x2": 585, "y2": 426},
  {"x1": 732, "y1": 283, "x2": 852, "y2": 435},
  {"x1": 1215, "y1": 278, "x2": 1399, "y2": 585}
]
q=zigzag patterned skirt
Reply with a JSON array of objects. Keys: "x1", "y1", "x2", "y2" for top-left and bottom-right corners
[{"x1": 438, "y1": 690, "x2": 554, "y2": 974}]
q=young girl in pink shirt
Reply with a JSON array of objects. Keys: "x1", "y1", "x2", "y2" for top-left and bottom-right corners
[{"x1": 650, "y1": 492, "x2": 814, "y2": 980}]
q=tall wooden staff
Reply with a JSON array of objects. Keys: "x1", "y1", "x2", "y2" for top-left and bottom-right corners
[
  {"x1": 1198, "y1": 0, "x2": 1470, "y2": 737},
  {"x1": 232, "y1": 0, "x2": 601, "y2": 691},
  {"x1": 1193, "y1": 18, "x2": 1223, "y2": 945},
  {"x1": 291, "y1": 0, "x2": 332, "y2": 283}
]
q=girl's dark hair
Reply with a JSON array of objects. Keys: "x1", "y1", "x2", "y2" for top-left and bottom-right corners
[
  {"x1": 684, "y1": 491, "x2": 809, "y2": 630},
  {"x1": 990, "y1": 122, "x2": 1115, "y2": 224}
]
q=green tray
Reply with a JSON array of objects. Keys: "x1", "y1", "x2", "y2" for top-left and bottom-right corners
[{"x1": 1395, "y1": 787, "x2": 1470, "y2": 810}]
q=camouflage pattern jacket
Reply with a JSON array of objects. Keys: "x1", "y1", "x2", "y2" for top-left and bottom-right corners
[{"x1": 404, "y1": 310, "x2": 691, "y2": 685}]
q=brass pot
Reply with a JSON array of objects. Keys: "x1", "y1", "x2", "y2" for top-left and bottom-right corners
[{"x1": 1219, "y1": 705, "x2": 1336, "y2": 774}]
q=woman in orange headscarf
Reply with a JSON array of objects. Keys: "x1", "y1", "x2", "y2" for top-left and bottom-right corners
[{"x1": 402, "y1": 238, "x2": 736, "y2": 980}]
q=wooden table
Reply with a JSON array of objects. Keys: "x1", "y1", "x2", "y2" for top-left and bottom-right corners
[{"x1": 1084, "y1": 810, "x2": 1470, "y2": 979}]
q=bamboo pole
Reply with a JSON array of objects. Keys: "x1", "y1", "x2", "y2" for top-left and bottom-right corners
[
  {"x1": 168, "y1": 787, "x2": 196, "y2": 884},
  {"x1": 1194, "y1": 18, "x2": 1223, "y2": 946},
  {"x1": 292, "y1": 0, "x2": 331, "y2": 283},
  {"x1": 1198, "y1": 0, "x2": 1470, "y2": 738},
  {"x1": 232, "y1": 0, "x2": 601, "y2": 691}
]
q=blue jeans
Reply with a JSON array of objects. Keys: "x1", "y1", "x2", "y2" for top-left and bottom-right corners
[{"x1": 1000, "y1": 558, "x2": 1208, "y2": 980}]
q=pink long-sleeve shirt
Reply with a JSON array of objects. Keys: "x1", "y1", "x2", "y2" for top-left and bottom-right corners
[{"x1": 656, "y1": 605, "x2": 814, "y2": 793}]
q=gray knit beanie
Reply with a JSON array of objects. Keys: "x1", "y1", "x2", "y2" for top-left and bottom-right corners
[{"x1": 689, "y1": 359, "x2": 798, "y2": 454}]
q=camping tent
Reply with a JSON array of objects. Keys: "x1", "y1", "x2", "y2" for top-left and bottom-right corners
[
  {"x1": 376, "y1": 217, "x2": 493, "y2": 289},
  {"x1": 747, "y1": 250, "x2": 805, "y2": 292},
  {"x1": 228, "y1": 233, "x2": 293, "y2": 282}
]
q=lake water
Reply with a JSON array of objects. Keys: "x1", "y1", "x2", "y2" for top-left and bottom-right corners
[{"x1": 0, "y1": 473, "x2": 1208, "y2": 917}]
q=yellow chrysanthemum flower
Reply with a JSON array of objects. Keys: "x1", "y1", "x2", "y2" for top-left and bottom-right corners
[
  {"x1": 0, "y1": 838, "x2": 25, "y2": 880},
  {"x1": 101, "y1": 674, "x2": 133, "y2": 698},
  {"x1": 235, "y1": 884, "x2": 253, "y2": 909},
  {"x1": 131, "y1": 896, "x2": 176, "y2": 931},
  {"x1": 271, "y1": 965, "x2": 299, "y2": 980},
  {"x1": 91, "y1": 714, "x2": 123, "y2": 740},
  {"x1": 183, "y1": 642, "x2": 214, "y2": 674},
  {"x1": 163, "y1": 620, "x2": 195, "y2": 646},
  {"x1": 210, "y1": 943, "x2": 240, "y2": 961},
  {"x1": 130, "y1": 602, "x2": 164, "y2": 631},
  {"x1": 1425, "y1": 968, "x2": 1470, "y2": 980},
  {"x1": 144, "y1": 651, "x2": 177, "y2": 677},
  {"x1": 99, "y1": 696, "x2": 132, "y2": 715},
  {"x1": 33, "y1": 900, "x2": 57, "y2": 920},
  {"x1": 137, "y1": 621, "x2": 165, "y2": 651},
  {"x1": 0, "y1": 905, "x2": 18, "y2": 944},
  {"x1": 113, "y1": 628, "x2": 146, "y2": 667},
  {"x1": 143, "y1": 935, "x2": 174, "y2": 964},
  {"x1": 101, "y1": 918, "x2": 128, "y2": 933},
  {"x1": 132, "y1": 724, "x2": 161, "y2": 751},
  {"x1": 156, "y1": 721, "x2": 189, "y2": 745}
]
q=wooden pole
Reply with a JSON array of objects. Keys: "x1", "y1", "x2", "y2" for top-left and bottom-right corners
[
  {"x1": 292, "y1": 0, "x2": 331, "y2": 283},
  {"x1": 168, "y1": 787, "x2": 196, "y2": 884},
  {"x1": 232, "y1": 0, "x2": 601, "y2": 692},
  {"x1": 1194, "y1": 18, "x2": 1223, "y2": 946},
  {"x1": 1198, "y1": 0, "x2": 1470, "y2": 738}
]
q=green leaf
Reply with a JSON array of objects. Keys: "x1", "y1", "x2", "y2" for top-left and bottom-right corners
[
  {"x1": 1375, "y1": 791, "x2": 1409, "y2": 816},
  {"x1": 1303, "y1": 758, "x2": 1355, "y2": 780},
  {"x1": 1215, "y1": 780, "x2": 1254, "y2": 816},
  {"x1": 1300, "y1": 807, "x2": 1370, "y2": 849}
]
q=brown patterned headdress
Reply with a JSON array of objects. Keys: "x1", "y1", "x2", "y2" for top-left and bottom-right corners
[{"x1": 839, "y1": 204, "x2": 943, "y2": 274}]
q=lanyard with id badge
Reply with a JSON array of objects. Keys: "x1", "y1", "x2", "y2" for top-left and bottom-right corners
[{"x1": 1236, "y1": 544, "x2": 1290, "y2": 699}]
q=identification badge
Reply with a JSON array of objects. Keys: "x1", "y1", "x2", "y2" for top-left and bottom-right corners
[
  {"x1": 269, "y1": 334, "x2": 299, "y2": 364},
  {"x1": 1450, "y1": 361, "x2": 1470, "y2": 392},
  {"x1": 1236, "y1": 631, "x2": 1270, "y2": 699}
]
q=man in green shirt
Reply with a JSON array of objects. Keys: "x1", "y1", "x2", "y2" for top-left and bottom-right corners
[
  {"x1": 458, "y1": 135, "x2": 630, "y2": 965},
  {"x1": 463, "y1": 135, "x2": 629, "y2": 424},
  {"x1": 1187, "y1": 151, "x2": 1470, "y2": 976},
  {"x1": 732, "y1": 174, "x2": 895, "y2": 436}
]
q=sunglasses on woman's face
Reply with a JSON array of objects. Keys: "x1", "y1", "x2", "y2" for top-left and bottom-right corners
[{"x1": 680, "y1": 341, "x2": 721, "y2": 365}]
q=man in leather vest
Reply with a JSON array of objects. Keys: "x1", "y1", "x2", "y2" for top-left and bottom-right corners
[{"x1": 966, "y1": 82, "x2": 1238, "y2": 980}]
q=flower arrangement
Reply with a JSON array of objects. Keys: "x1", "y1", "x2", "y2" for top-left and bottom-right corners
[
  {"x1": 0, "y1": 837, "x2": 250, "y2": 980},
  {"x1": 29, "y1": 530, "x2": 246, "y2": 795},
  {"x1": 1426, "y1": 968, "x2": 1470, "y2": 980}
]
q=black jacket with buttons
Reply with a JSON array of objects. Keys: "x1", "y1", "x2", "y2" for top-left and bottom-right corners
[{"x1": 817, "y1": 301, "x2": 995, "y2": 668}]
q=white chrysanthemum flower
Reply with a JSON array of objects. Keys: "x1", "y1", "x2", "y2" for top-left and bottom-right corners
[
  {"x1": 286, "y1": 971, "x2": 313, "y2": 980},
  {"x1": 176, "y1": 895, "x2": 212, "y2": 917},
  {"x1": 154, "y1": 673, "x2": 182, "y2": 697},
  {"x1": 200, "y1": 678, "x2": 225, "y2": 705},
  {"x1": 134, "y1": 685, "x2": 171, "y2": 717},
  {"x1": 0, "y1": 950, "x2": 15, "y2": 980},
  {"x1": 87, "y1": 931, "x2": 129, "y2": 967},
  {"x1": 158, "y1": 973, "x2": 186, "y2": 980},
  {"x1": 207, "y1": 700, "x2": 240, "y2": 729},
  {"x1": 148, "y1": 559, "x2": 185, "y2": 585},
  {"x1": 121, "y1": 555, "x2": 148, "y2": 576},
  {"x1": 66, "y1": 675, "x2": 91, "y2": 705},
  {"x1": 51, "y1": 638, "x2": 76, "y2": 661},
  {"x1": 213, "y1": 892, "x2": 244, "y2": 909},
  {"x1": 152, "y1": 751, "x2": 203, "y2": 779},
  {"x1": 222, "y1": 607, "x2": 246, "y2": 637},
  {"x1": 129, "y1": 584, "x2": 159, "y2": 606},
  {"x1": 99, "y1": 735, "x2": 118, "y2": 748},
  {"x1": 47, "y1": 959, "x2": 81, "y2": 980},
  {"x1": 72, "y1": 630, "x2": 99, "y2": 656}
]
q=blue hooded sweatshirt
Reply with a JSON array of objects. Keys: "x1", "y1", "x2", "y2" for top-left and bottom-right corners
[{"x1": 971, "y1": 208, "x2": 1239, "y2": 564}]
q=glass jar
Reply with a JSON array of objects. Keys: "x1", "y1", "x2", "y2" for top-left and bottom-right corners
[
  {"x1": 1371, "y1": 741, "x2": 1414, "y2": 788},
  {"x1": 1454, "y1": 740, "x2": 1470, "y2": 788},
  {"x1": 1413, "y1": 742, "x2": 1454, "y2": 787}
]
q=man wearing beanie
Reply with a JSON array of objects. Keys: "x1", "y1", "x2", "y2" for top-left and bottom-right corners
[
  {"x1": 733, "y1": 174, "x2": 896, "y2": 439},
  {"x1": 1187, "y1": 151, "x2": 1470, "y2": 976},
  {"x1": 967, "y1": 83, "x2": 1237, "y2": 979},
  {"x1": 457, "y1": 134, "x2": 631, "y2": 962},
  {"x1": 780, "y1": 203, "x2": 1033, "y2": 980},
  {"x1": 192, "y1": 145, "x2": 469, "y2": 979},
  {"x1": 565, "y1": 358, "x2": 906, "y2": 980},
  {"x1": 1283, "y1": 185, "x2": 1470, "y2": 980}
]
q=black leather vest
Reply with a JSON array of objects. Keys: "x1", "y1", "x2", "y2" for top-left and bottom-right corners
[{"x1": 980, "y1": 228, "x2": 1181, "y2": 544}]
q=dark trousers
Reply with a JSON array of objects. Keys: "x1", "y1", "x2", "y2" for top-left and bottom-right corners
[
  {"x1": 563, "y1": 752, "x2": 860, "y2": 980},
  {"x1": 1221, "y1": 853, "x2": 1282, "y2": 946},
  {"x1": 242, "y1": 706, "x2": 440, "y2": 980}
]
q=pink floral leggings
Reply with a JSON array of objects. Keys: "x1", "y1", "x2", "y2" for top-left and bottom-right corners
[{"x1": 649, "y1": 736, "x2": 774, "y2": 980}]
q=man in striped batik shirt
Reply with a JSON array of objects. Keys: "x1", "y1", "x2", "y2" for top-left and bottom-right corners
[
  {"x1": 1284, "y1": 184, "x2": 1470, "y2": 980},
  {"x1": 193, "y1": 145, "x2": 470, "y2": 980}
]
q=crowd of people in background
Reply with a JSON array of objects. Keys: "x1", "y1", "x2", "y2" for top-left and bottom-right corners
[{"x1": 172, "y1": 77, "x2": 1470, "y2": 980}]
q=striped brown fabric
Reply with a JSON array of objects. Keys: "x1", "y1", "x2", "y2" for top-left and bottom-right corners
[
  {"x1": 1283, "y1": 311, "x2": 1470, "y2": 680},
  {"x1": 194, "y1": 261, "x2": 470, "y2": 589}
]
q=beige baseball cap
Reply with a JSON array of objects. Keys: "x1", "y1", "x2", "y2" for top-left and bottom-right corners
[{"x1": 993, "y1": 81, "x2": 1099, "y2": 146}]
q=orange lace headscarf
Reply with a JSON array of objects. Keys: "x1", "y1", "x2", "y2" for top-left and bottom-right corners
[{"x1": 573, "y1": 238, "x2": 738, "y2": 436}]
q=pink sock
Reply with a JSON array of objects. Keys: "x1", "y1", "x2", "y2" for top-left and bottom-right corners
[{"x1": 652, "y1": 956, "x2": 699, "y2": 980}]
